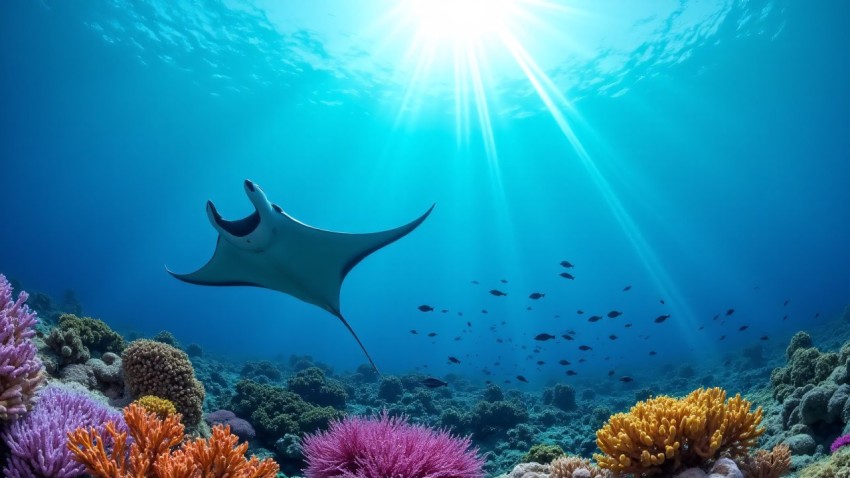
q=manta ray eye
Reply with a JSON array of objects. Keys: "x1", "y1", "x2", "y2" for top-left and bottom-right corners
[{"x1": 272, "y1": 204, "x2": 282, "y2": 213}]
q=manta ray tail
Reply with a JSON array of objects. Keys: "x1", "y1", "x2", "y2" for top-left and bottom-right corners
[{"x1": 333, "y1": 311, "x2": 381, "y2": 375}]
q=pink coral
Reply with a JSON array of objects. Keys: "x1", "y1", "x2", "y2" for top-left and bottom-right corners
[
  {"x1": 832, "y1": 434, "x2": 850, "y2": 454},
  {"x1": 302, "y1": 411, "x2": 485, "y2": 478}
]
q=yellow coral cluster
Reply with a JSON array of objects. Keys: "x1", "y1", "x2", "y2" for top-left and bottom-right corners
[
  {"x1": 594, "y1": 387, "x2": 764, "y2": 476},
  {"x1": 133, "y1": 395, "x2": 178, "y2": 419}
]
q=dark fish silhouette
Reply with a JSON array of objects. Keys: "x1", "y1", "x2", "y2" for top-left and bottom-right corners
[
  {"x1": 467, "y1": 321, "x2": 472, "y2": 327},
  {"x1": 620, "y1": 376, "x2": 634, "y2": 383},
  {"x1": 516, "y1": 375, "x2": 528, "y2": 383},
  {"x1": 654, "y1": 314, "x2": 670, "y2": 323},
  {"x1": 454, "y1": 336, "x2": 461, "y2": 341},
  {"x1": 760, "y1": 335, "x2": 769, "y2": 340},
  {"x1": 561, "y1": 334, "x2": 574, "y2": 341},
  {"x1": 588, "y1": 315, "x2": 602, "y2": 323},
  {"x1": 623, "y1": 285, "x2": 632, "y2": 291},
  {"x1": 558, "y1": 359, "x2": 570, "y2": 365},
  {"x1": 578, "y1": 358, "x2": 587, "y2": 363},
  {"x1": 609, "y1": 335, "x2": 618, "y2": 340},
  {"x1": 719, "y1": 335, "x2": 726, "y2": 341},
  {"x1": 470, "y1": 280, "x2": 479, "y2": 284},
  {"x1": 481, "y1": 310, "x2": 488, "y2": 314},
  {"x1": 422, "y1": 377, "x2": 448, "y2": 388},
  {"x1": 560, "y1": 272, "x2": 575, "y2": 280},
  {"x1": 578, "y1": 345, "x2": 592, "y2": 351},
  {"x1": 560, "y1": 260, "x2": 574, "y2": 268},
  {"x1": 739, "y1": 325, "x2": 749, "y2": 331},
  {"x1": 490, "y1": 289, "x2": 507, "y2": 296},
  {"x1": 660, "y1": 299, "x2": 665, "y2": 304},
  {"x1": 536, "y1": 360, "x2": 545, "y2": 365},
  {"x1": 712, "y1": 315, "x2": 719, "y2": 320},
  {"x1": 624, "y1": 323, "x2": 633, "y2": 328},
  {"x1": 576, "y1": 310, "x2": 584, "y2": 314},
  {"x1": 441, "y1": 309, "x2": 448, "y2": 313},
  {"x1": 607, "y1": 311, "x2": 622, "y2": 318},
  {"x1": 500, "y1": 279, "x2": 508, "y2": 284},
  {"x1": 428, "y1": 332, "x2": 437, "y2": 337},
  {"x1": 448, "y1": 356, "x2": 461, "y2": 364},
  {"x1": 410, "y1": 330, "x2": 418, "y2": 335},
  {"x1": 815, "y1": 312, "x2": 820, "y2": 318},
  {"x1": 648, "y1": 351, "x2": 657, "y2": 356},
  {"x1": 534, "y1": 333, "x2": 556, "y2": 341},
  {"x1": 726, "y1": 309, "x2": 735, "y2": 316},
  {"x1": 418, "y1": 305, "x2": 434, "y2": 312},
  {"x1": 529, "y1": 292, "x2": 545, "y2": 300},
  {"x1": 699, "y1": 326, "x2": 705, "y2": 330},
  {"x1": 566, "y1": 370, "x2": 577, "y2": 376},
  {"x1": 608, "y1": 370, "x2": 615, "y2": 377},
  {"x1": 782, "y1": 315, "x2": 788, "y2": 320},
  {"x1": 783, "y1": 300, "x2": 789, "y2": 306}
]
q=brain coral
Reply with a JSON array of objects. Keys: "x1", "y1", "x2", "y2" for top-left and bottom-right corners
[
  {"x1": 121, "y1": 339, "x2": 205, "y2": 426},
  {"x1": 594, "y1": 387, "x2": 764, "y2": 476}
]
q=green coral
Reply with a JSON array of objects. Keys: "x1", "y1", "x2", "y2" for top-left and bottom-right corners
[
  {"x1": 45, "y1": 314, "x2": 124, "y2": 364},
  {"x1": 469, "y1": 400, "x2": 529, "y2": 437},
  {"x1": 786, "y1": 331, "x2": 813, "y2": 359},
  {"x1": 230, "y1": 379, "x2": 343, "y2": 445},
  {"x1": 378, "y1": 376, "x2": 404, "y2": 402},
  {"x1": 771, "y1": 336, "x2": 839, "y2": 401},
  {"x1": 287, "y1": 367, "x2": 347, "y2": 408},
  {"x1": 800, "y1": 446, "x2": 850, "y2": 478},
  {"x1": 522, "y1": 444, "x2": 565, "y2": 464}
]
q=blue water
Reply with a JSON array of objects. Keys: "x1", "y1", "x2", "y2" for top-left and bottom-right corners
[{"x1": 1, "y1": 0, "x2": 849, "y2": 384}]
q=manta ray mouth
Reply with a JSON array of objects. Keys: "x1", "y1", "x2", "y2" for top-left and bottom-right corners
[{"x1": 207, "y1": 200, "x2": 261, "y2": 238}]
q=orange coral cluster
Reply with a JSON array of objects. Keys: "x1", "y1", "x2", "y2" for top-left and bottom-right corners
[
  {"x1": 594, "y1": 387, "x2": 764, "y2": 476},
  {"x1": 67, "y1": 403, "x2": 279, "y2": 478}
]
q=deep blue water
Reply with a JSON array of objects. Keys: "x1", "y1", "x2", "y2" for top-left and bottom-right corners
[{"x1": 1, "y1": 0, "x2": 849, "y2": 386}]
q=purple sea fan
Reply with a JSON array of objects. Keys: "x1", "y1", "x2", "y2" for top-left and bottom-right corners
[
  {"x1": 2, "y1": 386, "x2": 127, "y2": 478},
  {"x1": 0, "y1": 274, "x2": 45, "y2": 421},
  {"x1": 832, "y1": 434, "x2": 850, "y2": 454},
  {"x1": 302, "y1": 411, "x2": 485, "y2": 478}
]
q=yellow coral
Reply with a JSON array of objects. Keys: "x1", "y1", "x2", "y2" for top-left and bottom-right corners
[
  {"x1": 133, "y1": 395, "x2": 178, "y2": 419},
  {"x1": 593, "y1": 387, "x2": 764, "y2": 476}
]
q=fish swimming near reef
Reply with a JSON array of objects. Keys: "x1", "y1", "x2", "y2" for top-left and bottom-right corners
[
  {"x1": 167, "y1": 180, "x2": 434, "y2": 374},
  {"x1": 529, "y1": 292, "x2": 545, "y2": 300},
  {"x1": 418, "y1": 305, "x2": 434, "y2": 312},
  {"x1": 560, "y1": 260, "x2": 574, "y2": 268},
  {"x1": 534, "y1": 333, "x2": 556, "y2": 341},
  {"x1": 421, "y1": 377, "x2": 448, "y2": 388},
  {"x1": 490, "y1": 289, "x2": 507, "y2": 296}
]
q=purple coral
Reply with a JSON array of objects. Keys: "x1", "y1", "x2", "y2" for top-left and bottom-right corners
[
  {"x1": 302, "y1": 411, "x2": 485, "y2": 478},
  {"x1": 0, "y1": 274, "x2": 45, "y2": 421},
  {"x1": 2, "y1": 386, "x2": 127, "y2": 478},
  {"x1": 831, "y1": 434, "x2": 850, "y2": 454}
]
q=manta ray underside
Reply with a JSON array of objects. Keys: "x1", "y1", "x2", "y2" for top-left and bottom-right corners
[{"x1": 167, "y1": 180, "x2": 433, "y2": 373}]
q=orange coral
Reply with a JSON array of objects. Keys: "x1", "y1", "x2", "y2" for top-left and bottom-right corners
[
  {"x1": 594, "y1": 387, "x2": 764, "y2": 477},
  {"x1": 67, "y1": 403, "x2": 278, "y2": 478}
]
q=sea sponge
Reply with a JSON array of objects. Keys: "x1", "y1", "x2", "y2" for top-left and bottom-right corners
[
  {"x1": 739, "y1": 444, "x2": 791, "y2": 478},
  {"x1": 593, "y1": 387, "x2": 764, "y2": 476},
  {"x1": 522, "y1": 443, "x2": 565, "y2": 464},
  {"x1": 122, "y1": 339, "x2": 205, "y2": 426},
  {"x1": 543, "y1": 384, "x2": 577, "y2": 411},
  {"x1": 550, "y1": 455, "x2": 610, "y2": 478},
  {"x1": 133, "y1": 395, "x2": 178, "y2": 419},
  {"x1": 287, "y1": 366, "x2": 347, "y2": 408}
]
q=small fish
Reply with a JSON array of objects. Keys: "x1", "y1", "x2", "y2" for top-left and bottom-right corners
[
  {"x1": 448, "y1": 356, "x2": 461, "y2": 364},
  {"x1": 516, "y1": 375, "x2": 528, "y2": 383},
  {"x1": 782, "y1": 315, "x2": 788, "y2": 321},
  {"x1": 421, "y1": 377, "x2": 448, "y2": 388},
  {"x1": 719, "y1": 335, "x2": 726, "y2": 341},
  {"x1": 699, "y1": 326, "x2": 705, "y2": 330},
  {"x1": 607, "y1": 310, "x2": 622, "y2": 318},
  {"x1": 559, "y1": 272, "x2": 575, "y2": 280},
  {"x1": 481, "y1": 309, "x2": 488, "y2": 314},
  {"x1": 558, "y1": 359, "x2": 570, "y2": 365},
  {"x1": 496, "y1": 338, "x2": 504, "y2": 343},
  {"x1": 560, "y1": 260, "x2": 574, "y2": 268},
  {"x1": 490, "y1": 289, "x2": 507, "y2": 296},
  {"x1": 588, "y1": 315, "x2": 602, "y2": 323},
  {"x1": 660, "y1": 299, "x2": 666, "y2": 304},
  {"x1": 624, "y1": 323, "x2": 633, "y2": 328},
  {"x1": 578, "y1": 358, "x2": 587, "y2": 363},
  {"x1": 441, "y1": 309, "x2": 448, "y2": 313},
  {"x1": 623, "y1": 285, "x2": 632, "y2": 291},
  {"x1": 760, "y1": 335, "x2": 769, "y2": 340},
  {"x1": 609, "y1": 335, "x2": 618, "y2": 340},
  {"x1": 783, "y1": 300, "x2": 789, "y2": 307},
  {"x1": 418, "y1": 305, "x2": 434, "y2": 312},
  {"x1": 534, "y1": 333, "x2": 556, "y2": 341},
  {"x1": 410, "y1": 330, "x2": 418, "y2": 335},
  {"x1": 536, "y1": 360, "x2": 545, "y2": 365},
  {"x1": 712, "y1": 315, "x2": 719, "y2": 321},
  {"x1": 576, "y1": 310, "x2": 584, "y2": 315},
  {"x1": 739, "y1": 325, "x2": 749, "y2": 331},
  {"x1": 428, "y1": 332, "x2": 437, "y2": 337},
  {"x1": 562, "y1": 334, "x2": 575, "y2": 341},
  {"x1": 815, "y1": 312, "x2": 821, "y2": 318},
  {"x1": 467, "y1": 321, "x2": 471, "y2": 327},
  {"x1": 529, "y1": 292, "x2": 545, "y2": 300},
  {"x1": 470, "y1": 280, "x2": 479, "y2": 284},
  {"x1": 607, "y1": 370, "x2": 615, "y2": 377},
  {"x1": 620, "y1": 376, "x2": 634, "y2": 383},
  {"x1": 500, "y1": 279, "x2": 508, "y2": 284},
  {"x1": 654, "y1": 314, "x2": 670, "y2": 324},
  {"x1": 566, "y1": 370, "x2": 577, "y2": 376},
  {"x1": 454, "y1": 336, "x2": 461, "y2": 341},
  {"x1": 726, "y1": 308, "x2": 735, "y2": 316},
  {"x1": 578, "y1": 345, "x2": 592, "y2": 351},
  {"x1": 648, "y1": 351, "x2": 657, "y2": 356}
]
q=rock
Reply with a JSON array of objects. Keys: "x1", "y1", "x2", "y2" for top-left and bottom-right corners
[
  {"x1": 708, "y1": 458, "x2": 743, "y2": 478},
  {"x1": 800, "y1": 384, "x2": 837, "y2": 425},
  {"x1": 790, "y1": 454, "x2": 816, "y2": 470},
  {"x1": 782, "y1": 397, "x2": 802, "y2": 427},
  {"x1": 784, "y1": 433, "x2": 816, "y2": 455},
  {"x1": 502, "y1": 462, "x2": 550, "y2": 478},
  {"x1": 843, "y1": 395, "x2": 850, "y2": 424},
  {"x1": 828, "y1": 384, "x2": 850, "y2": 422}
]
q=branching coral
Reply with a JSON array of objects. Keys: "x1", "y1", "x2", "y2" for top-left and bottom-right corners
[
  {"x1": 593, "y1": 387, "x2": 764, "y2": 476},
  {"x1": 739, "y1": 444, "x2": 791, "y2": 478},
  {"x1": 67, "y1": 403, "x2": 279, "y2": 478},
  {"x1": 0, "y1": 274, "x2": 45, "y2": 421},
  {"x1": 550, "y1": 455, "x2": 611, "y2": 478}
]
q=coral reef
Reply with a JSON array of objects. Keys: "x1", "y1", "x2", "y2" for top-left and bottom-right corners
[
  {"x1": 302, "y1": 411, "x2": 485, "y2": 478},
  {"x1": 522, "y1": 443, "x2": 565, "y2": 464},
  {"x1": 0, "y1": 274, "x2": 45, "y2": 421},
  {"x1": 46, "y1": 313, "x2": 124, "y2": 365},
  {"x1": 68, "y1": 402, "x2": 278, "y2": 477},
  {"x1": 543, "y1": 384, "x2": 577, "y2": 412},
  {"x1": 287, "y1": 366, "x2": 348, "y2": 408},
  {"x1": 550, "y1": 455, "x2": 610, "y2": 478},
  {"x1": 378, "y1": 375, "x2": 404, "y2": 402},
  {"x1": 133, "y1": 395, "x2": 178, "y2": 418},
  {"x1": 799, "y1": 446, "x2": 850, "y2": 478},
  {"x1": 205, "y1": 409, "x2": 256, "y2": 442},
  {"x1": 832, "y1": 434, "x2": 850, "y2": 453},
  {"x1": 738, "y1": 444, "x2": 792, "y2": 478},
  {"x1": 240, "y1": 360, "x2": 283, "y2": 382},
  {"x1": 2, "y1": 385, "x2": 125, "y2": 478},
  {"x1": 594, "y1": 387, "x2": 764, "y2": 476},
  {"x1": 122, "y1": 339, "x2": 205, "y2": 427}
]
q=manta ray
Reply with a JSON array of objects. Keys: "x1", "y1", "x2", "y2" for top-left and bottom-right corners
[{"x1": 168, "y1": 180, "x2": 433, "y2": 373}]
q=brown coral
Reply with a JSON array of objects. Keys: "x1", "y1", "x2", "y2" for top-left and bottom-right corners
[
  {"x1": 122, "y1": 339, "x2": 205, "y2": 426},
  {"x1": 67, "y1": 403, "x2": 279, "y2": 478},
  {"x1": 550, "y1": 455, "x2": 611, "y2": 478},
  {"x1": 740, "y1": 444, "x2": 791, "y2": 478},
  {"x1": 594, "y1": 387, "x2": 764, "y2": 476}
]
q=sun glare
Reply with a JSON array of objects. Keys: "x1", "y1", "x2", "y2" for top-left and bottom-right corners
[{"x1": 409, "y1": 0, "x2": 514, "y2": 45}]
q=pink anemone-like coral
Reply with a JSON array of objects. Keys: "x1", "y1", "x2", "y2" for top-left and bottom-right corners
[
  {"x1": 302, "y1": 411, "x2": 485, "y2": 478},
  {"x1": 0, "y1": 274, "x2": 45, "y2": 421}
]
